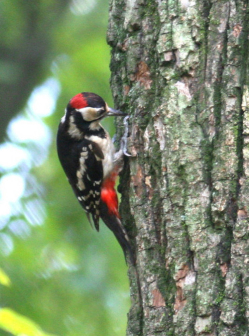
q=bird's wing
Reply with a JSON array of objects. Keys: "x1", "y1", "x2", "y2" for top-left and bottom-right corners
[{"x1": 71, "y1": 139, "x2": 104, "y2": 231}]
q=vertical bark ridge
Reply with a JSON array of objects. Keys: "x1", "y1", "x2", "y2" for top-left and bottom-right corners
[{"x1": 218, "y1": 1, "x2": 249, "y2": 334}]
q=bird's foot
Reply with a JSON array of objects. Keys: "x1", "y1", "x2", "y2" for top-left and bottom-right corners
[{"x1": 120, "y1": 116, "x2": 131, "y2": 157}]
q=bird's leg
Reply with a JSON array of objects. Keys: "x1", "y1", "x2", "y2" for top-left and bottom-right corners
[{"x1": 113, "y1": 116, "x2": 131, "y2": 172}]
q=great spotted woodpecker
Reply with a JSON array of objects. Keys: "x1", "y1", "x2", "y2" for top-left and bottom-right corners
[{"x1": 57, "y1": 92, "x2": 133, "y2": 262}]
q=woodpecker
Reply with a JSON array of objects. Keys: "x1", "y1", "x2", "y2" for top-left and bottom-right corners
[{"x1": 57, "y1": 92, "x2": 133, "y2": 262}]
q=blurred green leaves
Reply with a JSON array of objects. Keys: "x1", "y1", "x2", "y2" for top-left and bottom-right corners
[
  {"x1": 0, "y1": 270, "x2": 56, "y2": 336},
  {"x1": 0, "y1": 308, "x2": 57, "y2": 336},
  {"x1": 0, "y1": 1, "x2": 129, "y2": 336},
  {"x1": 0, "y1": 269, "x2": 10, "y2": 287}
]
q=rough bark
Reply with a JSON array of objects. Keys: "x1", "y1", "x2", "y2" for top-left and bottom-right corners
[{"x1": 108, "y1": 0, "x2": 249, "y2": 335}]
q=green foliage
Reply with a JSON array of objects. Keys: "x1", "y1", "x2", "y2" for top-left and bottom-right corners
[
  {"x1": 0, "y1": 308, "x2": 56, "y2": 336},
  {"x1": 0, "y1": 269, "x2": 11, "y2": 287},
  {"x1": 0, "y1": 1, "x2": 129, "y2": 336}
]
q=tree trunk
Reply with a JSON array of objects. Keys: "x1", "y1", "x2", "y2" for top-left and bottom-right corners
[{"x1": 108, "y1": 0, "x2": 249, "y2": 335}]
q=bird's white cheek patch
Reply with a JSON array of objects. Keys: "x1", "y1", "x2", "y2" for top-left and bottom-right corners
[{"x1": 77, "y1": 107, "x2": 103, "y2": 122}]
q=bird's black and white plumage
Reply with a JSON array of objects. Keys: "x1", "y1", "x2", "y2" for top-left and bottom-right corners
[{"x1": 57, "y1": 92, "x2": 134, "y2": 262}]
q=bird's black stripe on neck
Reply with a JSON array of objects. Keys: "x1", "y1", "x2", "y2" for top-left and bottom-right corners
[{"x1": 85, "y1": 126, "x2": 106, "y2": 138}]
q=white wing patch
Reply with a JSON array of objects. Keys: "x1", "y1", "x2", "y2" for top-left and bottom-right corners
[{"x1": 76, "y1": 146, "x2": 88, "y2": 191}]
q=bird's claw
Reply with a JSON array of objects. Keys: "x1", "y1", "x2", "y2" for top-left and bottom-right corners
[{"x1": 121, "y1": 116, "x2": 131, "y2": 157}]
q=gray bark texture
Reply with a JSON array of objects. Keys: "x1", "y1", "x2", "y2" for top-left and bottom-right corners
[{"x1": 107, "y1": 0, "x2": 249, "y2": 335}]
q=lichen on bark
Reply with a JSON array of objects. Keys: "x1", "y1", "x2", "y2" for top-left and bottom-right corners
[{"x1": 108, "y1": 0, "x2": 249, "y2": 335}]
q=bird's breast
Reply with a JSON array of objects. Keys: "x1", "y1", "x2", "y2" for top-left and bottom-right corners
[{"x1": 85, "y1": 133, "x2": 115, "y2": 178}]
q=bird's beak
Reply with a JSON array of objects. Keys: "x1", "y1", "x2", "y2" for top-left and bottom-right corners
[{"x1": 106, "y1": 106, "x2": 127, "y2": 116}]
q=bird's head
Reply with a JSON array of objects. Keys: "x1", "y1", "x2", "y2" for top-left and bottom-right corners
[{"x1": 61, "y1": 92, "x2": 126, "y2": 138}]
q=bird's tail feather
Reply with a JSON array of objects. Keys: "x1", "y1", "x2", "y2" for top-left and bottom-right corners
[{"x1": 99, "y1": 201, "x2": 135, "y2": 265}]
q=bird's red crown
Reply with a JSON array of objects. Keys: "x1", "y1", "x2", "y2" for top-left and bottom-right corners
[{"x1": 70, "y1": 93, "x2": 88, "y2": 109}]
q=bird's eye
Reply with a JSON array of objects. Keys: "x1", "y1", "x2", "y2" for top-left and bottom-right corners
[{"x1": 76, "y1": 107, "x2": 105, "y2": 122}]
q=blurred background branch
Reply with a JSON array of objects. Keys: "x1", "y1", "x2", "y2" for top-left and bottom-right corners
[{"x1": 0, "y1": 0, "x2": 69, "y2": 140}]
